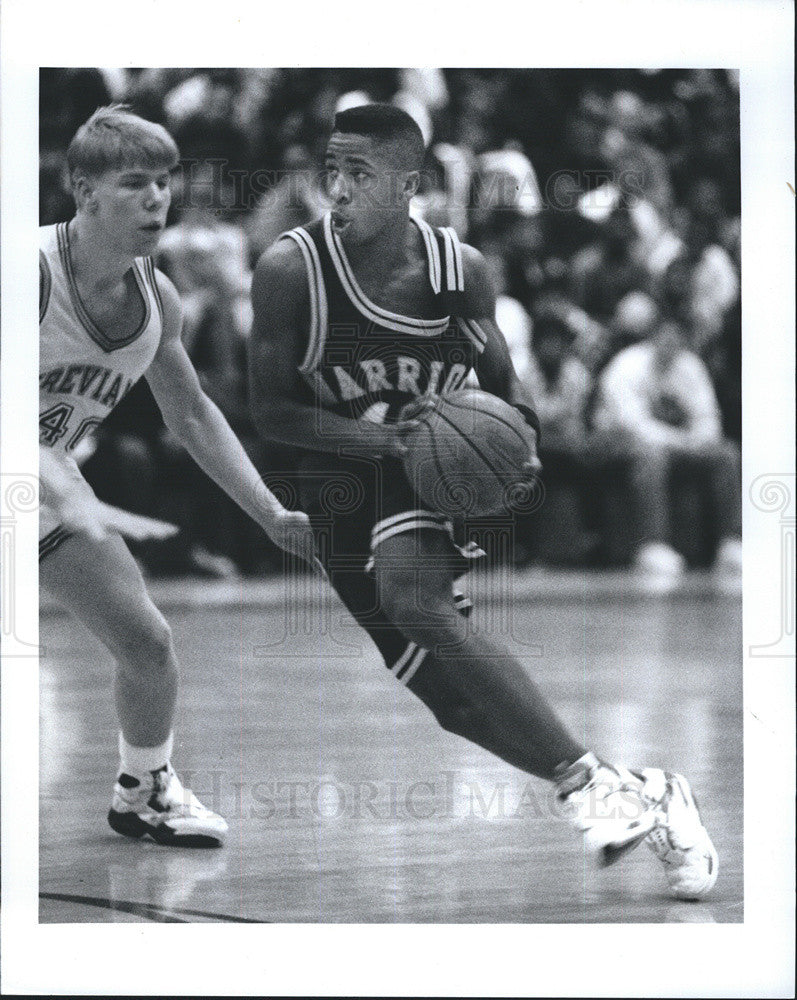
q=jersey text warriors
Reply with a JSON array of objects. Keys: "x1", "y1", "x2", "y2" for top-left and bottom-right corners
[{"x1": 281, "y1": 212, "x2": 485, "y2": 425}]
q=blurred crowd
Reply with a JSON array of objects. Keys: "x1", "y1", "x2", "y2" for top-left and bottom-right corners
[{"x1": 40, "y1": 68, "x2": 742, "y2": 580}]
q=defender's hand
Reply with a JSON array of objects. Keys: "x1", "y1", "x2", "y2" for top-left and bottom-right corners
[
  {"x1": 96, "y1": 502, "x2": 180, "y2": 542},
  {"x1": 52, "y1": 494, "x2": 179, "y2": 544},
  {"x1": 264, "y1": 508, "x2": 323, "y2": 575}
]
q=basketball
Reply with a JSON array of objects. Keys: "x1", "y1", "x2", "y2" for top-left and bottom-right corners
[{"x1": 400, "y1": 389, "x2": 533, "y2": 516}]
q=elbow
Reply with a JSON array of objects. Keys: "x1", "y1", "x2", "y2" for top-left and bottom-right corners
[{"x1": 163, "y1": 396, "x2": 210, "y2": 445}]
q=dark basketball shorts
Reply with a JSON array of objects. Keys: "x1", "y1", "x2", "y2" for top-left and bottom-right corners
[{"x1": 288, "y1": 451, "x2": 483, "y2": 685}]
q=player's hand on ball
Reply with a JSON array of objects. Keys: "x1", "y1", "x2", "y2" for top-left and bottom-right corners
[
  {"x1": 519, "y1": 427, "x2": 543, "y2": 480},
  {"x1": 398, "y1": 396, "x2": 436, "y2": 423},
  {"x1": 391, "y1": 397, "x2": 435, "y2": 458},
  {"x1": 386, "y1": 417, "x2": 424, "y2": 459}
]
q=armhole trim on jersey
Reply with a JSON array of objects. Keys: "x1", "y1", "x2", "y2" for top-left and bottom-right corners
[
  {"x1": 323, "y1": 213, "x2": 448, "y2": 336},
  {"x1": 57, "y1": 222, "x2": 151, "y2": 353},
  {"x1": 39, "y1": 250, "x2": 52, "y2": 322},
  {"x1": 440, "y1": 226, "x2": 465, "y2": 293},
  {"x1": 144, "y1": 257, "x2": 164, "y2": 326},
  {"x1": 457, "y1": 317, "x2": 487, "y2": 353},
  {"x1": 281, "y1": 228, "x2": 328, "y2": 375},
  {"x1": 413, "y1": 217, "x2": 442, "y2": 294}
]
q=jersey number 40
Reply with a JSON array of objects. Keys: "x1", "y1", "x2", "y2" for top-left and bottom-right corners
[{"x1": 39, "y1": 403, "x2": 102, "y2": 451}]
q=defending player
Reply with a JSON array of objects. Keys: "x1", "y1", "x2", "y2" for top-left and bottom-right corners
[
  {"x1": 248, "y1": 104, "x2": 717, "y2": 899},
  {"x1": 40, "y1": 106, "x2": 316, "y2": 847}
]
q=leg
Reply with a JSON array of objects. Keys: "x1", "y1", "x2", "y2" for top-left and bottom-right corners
[
  {"x1": 372, "y1": 529, "x2": 586, "y2": 780},
  {"x1": 40, "y1": 530, "x2": 226, "y2": 845},
  {"x1": 670, "y1": 440, "x2": 742, "y2": 572},
  {"x1": 696, "y1": 439, "x2": 742, "y2": 540},
  {"x1": 41, "y1": 530, "x2": 177, "y2": 748}
]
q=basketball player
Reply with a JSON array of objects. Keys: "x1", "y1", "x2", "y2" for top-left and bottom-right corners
[
  {"x1": 248, "y1": 104, "x2": 717, "y2": 898},
  {"x1": 40, "y1": 106, "x2": 316, "y2": 847}
]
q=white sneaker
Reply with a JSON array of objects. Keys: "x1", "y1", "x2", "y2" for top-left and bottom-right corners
[
  {"x1": 555, "y1": 753, "x2": 657, "y2": 865},
  {"x1": 634, "y1": 541, "x2": 686, "y2": 577},
  {"x1": 108, "y1": 764, "x2": 228, "y2": 848},
  {"x1": 639, "y1": 769, "x2": 718, "y2": 900}
]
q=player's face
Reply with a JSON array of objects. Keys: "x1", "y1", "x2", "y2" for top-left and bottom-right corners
[
  {"x1": 85, "y1": 165, "x2": 172, "y2": 254},
  {"x1": 324, "y1": 133, "x2": 413, "y2": 245}
]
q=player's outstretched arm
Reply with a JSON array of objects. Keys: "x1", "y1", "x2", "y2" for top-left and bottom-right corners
[
  {"x1": 248, "y1": 240, "x2": 416, "y2": 458},
  {"x1": 145, "y1": 270, "x2": 315, "y2": 564},
  {"x1": 460, "y1": 243, "x2": 542, "y2": 474}
]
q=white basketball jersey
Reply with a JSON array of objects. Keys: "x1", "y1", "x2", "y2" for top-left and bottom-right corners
[{"x1": 39, "y1": 222, "x2": 163, "y2": 455}]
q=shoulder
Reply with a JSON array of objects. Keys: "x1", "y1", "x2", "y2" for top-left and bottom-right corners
[
  {"x1": 39, "y1": 223, "x2": 59, "y2": 253},
  {"x1": 251, "y1": 236, "x2": 310, "y2": 314},
  {"x1": 254, "y1": 235, "x2": 308, "y2": 283},
  {"x1": 151, "y1": 267, "x2": 183, "y2": 338},
  {"x1": 459, "y1": 242, "x2": 496, "y2": 315},
  {"x1": 152, "y1": 267, "x2": 181, "y2": 314}
]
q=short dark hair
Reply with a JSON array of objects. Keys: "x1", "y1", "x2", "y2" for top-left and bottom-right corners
[
  {"x1": 67, "y1": 105, "x2": 179, "y2": 188},
  {"x1": 332, "y1": 103, "x2": 425, "y2": 170}
]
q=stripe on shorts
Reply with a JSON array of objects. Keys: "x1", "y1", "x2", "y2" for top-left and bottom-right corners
[
  {"x1": 39, "y1": 526, "x2": 73, "y2": 562},
  {"x1": 370, "y1": 509, "x2": 450, "y2": 551},
  {"x1": 453, "y1": 589, "x2": 473, "y2": 614},
  {"x1": 390, "y1": 641, "x2": 429, "y2": 685}
]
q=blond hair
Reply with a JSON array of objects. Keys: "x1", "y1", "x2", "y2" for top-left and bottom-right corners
[{"x1": 66, "y1": 105, "x2": 179, "y2": 188}]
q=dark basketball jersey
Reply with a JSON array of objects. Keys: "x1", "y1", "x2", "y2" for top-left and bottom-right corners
[{"x1": 280, "y1": 212, "x2": 486, "y2": 425}]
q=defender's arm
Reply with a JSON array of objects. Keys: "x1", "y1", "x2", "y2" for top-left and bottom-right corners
[{"x1": 145, "y1": 270, "x2": 314, "y2": 557}]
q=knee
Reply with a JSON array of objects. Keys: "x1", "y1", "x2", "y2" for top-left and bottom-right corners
[
  {"x1": 113, "y1": 608, "x2": 175, "y2": 673},
  {"x1": 429, "y1": 695, "x2": 490, "y2": 739},
  {"x1": 380, "y1": 582, "x2": 455, "y2": 647}
]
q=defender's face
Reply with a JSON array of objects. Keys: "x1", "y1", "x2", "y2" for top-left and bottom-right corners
[
  {"x1": 324, "y1": 133, "x2": 411, "y2": 245},
  {"x1": 84, "y1": 165, "x2": 172, "y2": 254}
]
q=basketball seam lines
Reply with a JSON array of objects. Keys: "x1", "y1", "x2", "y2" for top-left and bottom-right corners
[
  {"x1": 438, "y1": 395, "x2": 529, "y2": 447},
  {"x1": 432, "y1": 407, "x2": 504, "y2": 483},
  {"x1": 421, "y1": 415, "x2": 451, "y2": 502}
]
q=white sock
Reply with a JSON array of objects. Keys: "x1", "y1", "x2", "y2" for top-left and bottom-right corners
[
  {"x1": 573, "y1": 751, "x2": 600, "y2": 771},
  {"x1": 118, "y1": 731, "x2": 173, "y2": 777}
]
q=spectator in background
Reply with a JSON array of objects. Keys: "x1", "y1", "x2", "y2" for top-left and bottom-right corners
[
  {"x1": 527, "y1": 301, "x2": 592, "y2": 449},
  {"x1": 154, "y1": 162, "x2": 262, "y2": 577},
  {"x1": 593, "y1": 318, "x2": 742, "y2": 579},
  {"x1": 480, "y1": 241, "x2": 534, "y2": 381},
  {"x1": 570, "y1": 205, "x2": 651, "y2": 322},
  {"x1": 245, "y1": 143, "x2": 330, "y2": 260},
  {"x1": 520, "y1": 302, "x2": 597, "y2": 565}
]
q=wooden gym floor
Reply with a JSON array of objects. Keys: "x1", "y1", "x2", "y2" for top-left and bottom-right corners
[{"x1": 39, "y1": 569, "x2": 742, "y2": 923}]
